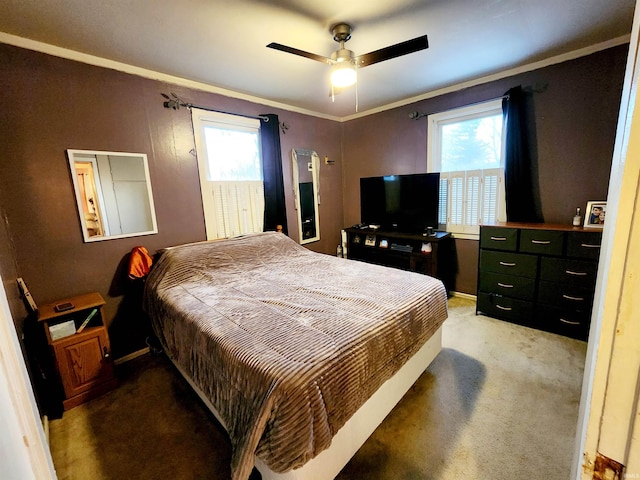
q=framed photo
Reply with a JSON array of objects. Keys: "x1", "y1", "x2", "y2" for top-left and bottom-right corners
[
  {"x1": 365, "y1": 234, "x2": 376, "y2": 247},
  {"x1": 584, "y1": 201, "x2": 606, "y2": 228}
]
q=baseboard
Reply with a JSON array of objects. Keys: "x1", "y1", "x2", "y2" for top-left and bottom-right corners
[
  {"x1": 114, "y1": 347, "x2": 150, "y2": 366},
  {"x1": 450, "y1": 291, "x2": 477, "y2": 301}
]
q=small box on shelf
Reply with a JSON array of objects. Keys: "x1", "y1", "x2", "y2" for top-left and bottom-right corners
[{"x1": 49, "y1": 319, "x2": 76, "y2": 340}]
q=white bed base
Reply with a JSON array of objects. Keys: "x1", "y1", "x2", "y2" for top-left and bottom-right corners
[{"x1": 170, "y1": 326, "x2": 442, "y2": 480}]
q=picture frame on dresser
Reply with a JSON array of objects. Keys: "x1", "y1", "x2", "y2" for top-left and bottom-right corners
[{"x1": 584, "y1": 201, "x2": 606, "y2": 228}]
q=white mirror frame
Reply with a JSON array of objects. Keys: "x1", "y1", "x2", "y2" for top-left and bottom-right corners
[
  {"x1": 291, "y1": 148, "x2": 320, "y2": 245},
  {"x1": 67, "y1": 149, "x2": 158, "y2": 242}
]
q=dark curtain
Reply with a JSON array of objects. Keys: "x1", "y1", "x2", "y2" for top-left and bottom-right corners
[
  {"x1": 502, "y1": 86, "x2": 542, "y2": 222},
  {"x1": 260, "y1": 114, "x2": 288, "y2": 234}
]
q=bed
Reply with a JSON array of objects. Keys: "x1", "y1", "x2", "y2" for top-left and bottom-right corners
[{"x1": 143, "y1": 232, "x2": 448, "y2": 480}]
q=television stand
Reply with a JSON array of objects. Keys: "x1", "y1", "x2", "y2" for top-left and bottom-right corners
[{"x1": 344, "y1": 227, "x2": 454, "y2": 292}]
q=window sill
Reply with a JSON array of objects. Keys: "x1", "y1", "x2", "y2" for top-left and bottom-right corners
[{"x1": 447, "y1": 232, "x2": 479, "y2": 241}]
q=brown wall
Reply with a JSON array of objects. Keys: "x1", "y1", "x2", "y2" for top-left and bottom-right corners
[
  {"x1": 0, "y1": 42, "x2": 628, "y2": 359},
  {"x1": 342, "y1": 45, "x2": 628, "y2": 294},
  {"x1": 0, "y1": 43, "x2": 342, "y2": 357}
]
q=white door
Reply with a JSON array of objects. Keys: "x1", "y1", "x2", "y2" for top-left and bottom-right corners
[{"x1": 572, "y1": 1, "x2": 640, "y2": 477}]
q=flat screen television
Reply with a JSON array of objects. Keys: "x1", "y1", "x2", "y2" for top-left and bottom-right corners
[{"x1": 360, "y1": 173, "x2": 440, "y2": 233}]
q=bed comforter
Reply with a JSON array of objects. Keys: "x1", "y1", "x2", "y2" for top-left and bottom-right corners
[{"x1": 143, "y1": 232, "x2": 448, "y2": 480}]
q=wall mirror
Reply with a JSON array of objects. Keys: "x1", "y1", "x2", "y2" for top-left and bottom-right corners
[
  {"x1": 67, "y1": 149, "x2": 158, "y2": 242},
  {"x1": 291, "y1": 148, "x2": 320, "y2": 244}
]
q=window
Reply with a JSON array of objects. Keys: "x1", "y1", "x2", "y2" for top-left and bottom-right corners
[
  {"x1": 427, "y1": 99, "x2": 506, "y2": 238},
  {"x1": 191, "y1": 108, "x2": 264, "y2": 239}
]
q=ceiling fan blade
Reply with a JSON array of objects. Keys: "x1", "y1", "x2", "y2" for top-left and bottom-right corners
[
  {"x1": 355, "y1": 35, "x2": 429, "y2": 68},
  {"x1": 266, "y1": 42, "x2": 333, "y2": 65}
]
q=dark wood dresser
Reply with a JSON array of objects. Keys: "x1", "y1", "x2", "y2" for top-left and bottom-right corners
[
  {"x1": 477, "y1": 222, "x2": 602, "y2": 340},
  {"x1": 344, "y1": 227, "x2": 454, "y2": 293}
]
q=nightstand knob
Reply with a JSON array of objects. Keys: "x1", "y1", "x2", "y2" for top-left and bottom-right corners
[{"x1": 103, "y1": 346, "x2": 110, "y2": 359}]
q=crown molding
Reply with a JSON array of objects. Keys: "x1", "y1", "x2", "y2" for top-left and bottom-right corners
[
  {"x1": 0, "y1": 32, "x2": 630, "y2": 123},
  {"x1": 0, "y1": 32, "x2": 341, "y2": 122},
  {"x1": 341, "y1": 35, "x2": 631, "y2": 122}
]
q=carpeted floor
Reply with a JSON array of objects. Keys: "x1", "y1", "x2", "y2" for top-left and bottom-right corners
[{"x1": 49, "y1": 296, "x2": 587, "y2": 480}]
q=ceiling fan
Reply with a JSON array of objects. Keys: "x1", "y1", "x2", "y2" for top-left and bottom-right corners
[{"x1": 267, "y1": 23, "x2": 429, "y2": 90}]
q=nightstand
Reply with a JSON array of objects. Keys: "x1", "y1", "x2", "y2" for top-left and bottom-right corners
[{"x1": 38, "y1": 292, "x2": 117, "y2": 410}]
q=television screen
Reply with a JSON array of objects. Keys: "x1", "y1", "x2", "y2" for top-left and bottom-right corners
[{"x1": 360, "y1": 173, "x2": 440, "y2": 233}]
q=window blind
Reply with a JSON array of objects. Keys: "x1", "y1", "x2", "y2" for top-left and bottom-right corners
[
  {"x1": 210, "y1": 181, "x2": 264, "y2": 238},
  {"x1": 440, "y1": 168, "x2": 503, "y2": 235}
]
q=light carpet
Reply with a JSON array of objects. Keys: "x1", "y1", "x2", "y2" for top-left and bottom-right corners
[{"x1": 49, "y1": 296, "x2": 587, "y2": 480}]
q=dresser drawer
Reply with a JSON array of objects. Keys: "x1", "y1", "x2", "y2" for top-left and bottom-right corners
[
  {"x1": 566, "y1": 231, "x2": 602, "y2": 260},
  {"x1": 535, "y1": 305, "x2": 590, "y2": 340},
  {"x1": 540, "y1": 257, "x2": 598, "y2": 287},
  {"x1": 477, "y1": 292, "x2": 534, "y2": 325},
  {"x1": 479, "y1": 250, "x2": 538, "y2": 278},
  {"x1": 479, "y1": 272, "x2": 536, "y2": 301},
  {"x1": 538, "y1": 280, "x2": 594, "y2": 310},
  {"x1": 480, "y1": 227, "x2": 518, "y2": 251},
  {"x1": 519, "y1": 229, "x2": 564, "y2": 256}
]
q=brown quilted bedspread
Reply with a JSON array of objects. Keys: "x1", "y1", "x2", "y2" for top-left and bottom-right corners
[{"x1": 143, "y1": 232, "x2": 447, "y2": 480}]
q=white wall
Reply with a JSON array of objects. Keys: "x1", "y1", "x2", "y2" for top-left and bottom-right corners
[{"x1": 0, "y1": 276, "x2": 56, "y2": 480}]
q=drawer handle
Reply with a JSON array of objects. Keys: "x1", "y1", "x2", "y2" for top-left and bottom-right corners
[
  {"x1": 490, "y1": 236, "x2": 507, "y2": 241},
  {"x1": 103, "y1": 346, "x2": 110, "y2": 359},
  {"x1": 580, "y1": 243, "x2": 600, "y2": 248},
  {"x1": 497, "y1": 282, "x2": 514, "y2": 288},
  {"x1": 496, "y1": 304, "x2": 513, "y2": 311},
  {"x1": 566, "y1": 270, "x2": 587, "y2": 276},
  {"x1": 499, "y1": 261, "x2": 516, "y2": 267},
  {"x1": 531, "y1": 240, "x2": 551, "y2": 245},
  {"x1": 559, "y1": 318, "x2": 581, "y2": 325},
  {"x1": 562, "y1": 294, "x2": 585, "y2": 301}
]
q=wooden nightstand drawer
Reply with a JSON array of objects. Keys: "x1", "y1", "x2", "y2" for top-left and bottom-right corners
[
  {"x1": 479, "y1": 272, "x2": 536, "y2": 301},
  {"x1": 53, "y1": 327, "x2": 116, "y2": 401},
  {"x1": 479, "y1": 250, "x2": 538, "y2": 278},
  {"x1": 480, "y1": 227, "x2": 518, "y2": 251},
  {"x1": 477, "y1": 292, "x2": 534, "y2": 325},
  {"x1": 519, "y1": 229, "x2": 564, "y2": 256},
  {"x1": 540, "y1": 257, "x2": 598, "y2": 287}
]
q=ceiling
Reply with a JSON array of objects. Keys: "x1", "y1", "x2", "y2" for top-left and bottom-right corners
[{"x1": 0, "y1": 0, "x2": 635, "y2": 119}]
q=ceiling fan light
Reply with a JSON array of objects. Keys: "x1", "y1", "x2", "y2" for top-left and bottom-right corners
[{"x1": 331, "y1": 62, "x2": 357, "y2": 88}]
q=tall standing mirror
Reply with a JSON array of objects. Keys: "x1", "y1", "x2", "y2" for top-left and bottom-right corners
[
  {"x1": 67, "y1": 149, "x2": 158, "y2": 242},
  {"x1": 291, "y1": 148, "x2": 320, "y2": 244}
]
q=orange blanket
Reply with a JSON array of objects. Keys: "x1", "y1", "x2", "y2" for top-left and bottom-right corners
[{"x1": 128, "y1": 246, "x2": 153, "y2": 279}]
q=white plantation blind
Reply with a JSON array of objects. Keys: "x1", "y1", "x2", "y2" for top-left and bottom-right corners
[
  {"x1": 483, "y1": 169, "x2": 501, "y2": 224},
  {"x1": 449, "y1": 173, "x2": 464, "y2": 227},
  {"x1": 438, "y1": 176, "x2": 448, "y2": 226},
  {"x1": 466, "y1": 171, "x2": 481, "y2": 228},
  {"x1": 210, "y1": 181, "x2": 264, "y2": 238},
  {"x1": 440, "y1": 169, "x2": 503, "y2": 235}
]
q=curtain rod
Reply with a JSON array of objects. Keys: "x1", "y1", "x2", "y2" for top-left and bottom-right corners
[
  {"x1": 161, "y1": 92, "x2": 270, "y2": 122},
  {"x1": 408, "y1": 83, "x2": 549, "y2": 120},
  {"x1": 408, "y1": 96, "x2": 506, "y2": 120}
]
